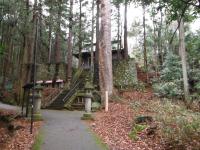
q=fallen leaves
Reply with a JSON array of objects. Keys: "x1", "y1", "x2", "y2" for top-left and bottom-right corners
[
  {"x1": 0, "y1": 109, "x2": 42, "y2": 150},
  {"x1": 89, "y1": 90, "x2": 164, "y2": 150}
]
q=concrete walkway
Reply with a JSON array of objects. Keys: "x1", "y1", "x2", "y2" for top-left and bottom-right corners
[
  {"x1": 41, "y1": 110, "x2": 104, "y2": 150},
  {"x1": 0, "y1": 102, "x2": 20, "y2": 111}
]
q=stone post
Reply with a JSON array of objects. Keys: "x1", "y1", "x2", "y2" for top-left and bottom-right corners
[
  {"x1": 84, "y1": 93, "x2": 92, "y2": 113},
  {"x1": 81, "y1": 79, "x2": 94, "y2": 120},
  {"x1": 30, "y1": 84, "x2": 43, "y2": 121}
]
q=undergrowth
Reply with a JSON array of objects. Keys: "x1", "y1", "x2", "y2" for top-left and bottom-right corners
[
  {"x1": 129, "y1": 124, "x2": 147, "y2": 140},
  {"x1": 153, "y1": 100, "x2": 200, "y2": 149}
]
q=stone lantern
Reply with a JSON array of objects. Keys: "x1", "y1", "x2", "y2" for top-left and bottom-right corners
[
  {"x1": 81, "y1": 79, "x2": 94, "y2": 120},
  {"x1": 29, "y1": 84, "x2": 43, "y2": 121}
]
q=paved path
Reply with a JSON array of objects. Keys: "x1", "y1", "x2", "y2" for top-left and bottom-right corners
[
  {"x1": 41, "y1": 110, "x2": 103, "y2": 150},
  {"x1": 0, "y1": 102, "x2": 20, "y2": 111}
]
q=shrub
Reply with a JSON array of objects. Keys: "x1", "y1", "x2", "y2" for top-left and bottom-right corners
[
  {"x1": 153, "y1": 53, "x2": 183, "y2": 98},
  {"x1": 155, "y1": 101, "x2": 200, "y2": 149},
  {"x1": 113, "y1": 59, "x2": 138, "y2": 89},
  {"x1": 129, "y1": 124, "x2": 147, "y2": 140}
]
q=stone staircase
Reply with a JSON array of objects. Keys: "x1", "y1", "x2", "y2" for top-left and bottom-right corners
[
  {"x1": 47, "y1": 90, "x2": 69, "y2": 109},
  {"x1": 46, "y1": 67, "x2": 86, "y2": 110},
  {"x1": 47, "y1": 79, "x2": 84, "y2": 109}
]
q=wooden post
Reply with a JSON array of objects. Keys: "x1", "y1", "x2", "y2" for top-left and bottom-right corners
[{"x1": 105, "y1": 91, "x2": 108, "y2": 112}]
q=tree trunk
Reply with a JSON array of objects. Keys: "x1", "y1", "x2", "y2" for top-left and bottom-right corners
[
  {"x1": 23, "y1": 0, "x2": 37, "y2": 84},
  {"x1": 30, "y1": 0, "x2": 39, "y2": 83},
  {"x1": 152, "y1": 16, "x2": 158, "y2": 77},
  {"x1": 124, "y1": 0, "x2": 128, "y2": 59},
  {"x1": 52, "y1": 1, "x2": 62, "y2": 87},
  {"x1": 2, "y1": 26, "x2": 13, "y2": 88},
  {"x1": 67, "y1": 0, "x2": 73, "y2": 84},
  {"x1": 158, "y1": 0, "x2": 163, "y2": 66},
  {"x1": 78, "y1": 0, "x2": 82, "y2": 68},
  {"x1": 94, "y1": 0, "x2": 100, "y2": 87},
  {"x1": 90, "y1": 0, "x2": 95, "y2": 80},
  {"x1": 99, "y1": 0, "x2": 113, "y2": 102},
  {"x1": 48, "y1": 1, "x2": 53, "y2": 72},
  {"x1": 179, "y1": 18, "x2": 189, "y2": 100},
  {"x1": 117, "y1": 3, "x2": 121, "y2": 59},
  {"x1": 143, "y1": 3, "x2": 148, "y2": 82}
]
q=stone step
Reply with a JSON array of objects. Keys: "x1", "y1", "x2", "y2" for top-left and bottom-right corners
[{"x1": 71, "y1": 103, "x2": 84, "y2": 110}]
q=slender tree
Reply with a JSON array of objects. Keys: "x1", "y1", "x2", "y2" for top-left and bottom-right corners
[
  {"x1": 123, "y1": 0, "x2": 128, "y2": 59},
  {"x1": 94, "y1": 0, "x2": 100, "y2": 86},
  {"x1": 90, "y1": 0, "x2": 95, "y2": 79},
  {"x1": 78, "y1": 0, "x2": 83, "y2": 67},
  {"x1": 142, "y1": 1, "x2": 148, "y2": 82},
  {"x1": 158, "y1": 0, "x2": 163, "y2": 66},
  {"x1": 48, "y1": 0, "x2": 53, "y2": 72},
  {"x1": 179, "y1": 18, "x2": 189, "y2": 100},
  {"x1": 67, "y1": 0, "x2": 74, "y2": 84},
  {"x1": 99, "y1": 0, "x2": 113, "y2": 101}
]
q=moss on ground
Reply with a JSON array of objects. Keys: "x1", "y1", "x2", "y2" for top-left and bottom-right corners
[
  {"x1": 32, "y1": 130, "x2": 44, "y2": 150},
  {"x1": 81, "y1": 113, "x2": 94, "y2": 121},
  {"x1": 88, "y1": 128, "x2": 109, "y2": 150}
]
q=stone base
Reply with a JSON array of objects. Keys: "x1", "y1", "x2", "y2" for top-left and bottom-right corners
[
  {"x1": 81, "y1": 113, "x2": 94, "y2": 121},
  {"x1": 33, "y1": 113, "x2": 43, "y2": 121}
]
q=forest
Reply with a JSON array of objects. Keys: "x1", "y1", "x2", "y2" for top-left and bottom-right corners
[{"x1": 0, "y1": 0, "x2": 200, "y2": 150}]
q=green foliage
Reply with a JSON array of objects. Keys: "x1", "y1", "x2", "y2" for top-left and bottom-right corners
[
  {"x1": 186, "y1": 31, "x2": 200, "y2": 94},
  {"x1": 113, "y1": 59, "x2": 138, "y2": 89},
  {"x1": 0, "y1": 44, "x2": 5, "y2": 56},
  {"x1": 153, "y1": 53, "x2": 183, "y2": 98},
  {"x1": 36, "y1": 64, "x2": 66, "y2": 80},
  {"x1": 129, "y1": 124, "x2": 147, "y2": 140},
  {"x1": 155, "y1": 101, "x2": 200, "y2": 149},
  {"x1": 164, "y1": 0, "x2": 198, "y2": 23}
]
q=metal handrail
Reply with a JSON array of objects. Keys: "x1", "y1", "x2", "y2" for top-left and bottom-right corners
[
  {"x1": 43, "y1": 89, "x2": 62, "y2": 107},
  {"x1": 62, "y1": 79, "x2": 83, "y2": 103}
]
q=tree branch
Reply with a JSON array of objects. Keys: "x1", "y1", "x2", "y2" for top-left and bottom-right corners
[
  {"x1": 169, "y1": 3, "x2": 189, "y2": 44},
  {"x1": 180, "y1": 0, "x2": 200, "y2": 8}
]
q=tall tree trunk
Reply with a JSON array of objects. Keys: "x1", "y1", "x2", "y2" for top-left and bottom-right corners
[
  {"x1": 23, "y1": 0, "x2": 37, "y2": 84},
  {"x1": 99, "y1": 0, "x2": 113, "y2": 102},
  {"x1": 179, "y1": 18, "x2": 189, "y2": 100},
  {"x1": 67, "y1": 0, "x2": 73, "y2": 84},
  {"x1": 90, "y1": 0, "x2": 95, "y2": 80},
  {"x1": 143, "y1": 3, "x2": 148, "y2": 82},
  {"x1": 30, "y1": 0, "x2": 39, "y2": 83},
  {"x1": 17, "y1": 0, "x2": 30, "y2": 106},
  {"x1": 117, "y1": 3, "x2": 120, "y2": 59},
  {"x1": 2, "y1": 26, "x2": 13, "y2": 88},
  {"x1": 48, "y1": 1, "x2": 53, "y2": 73},
  {"x1": 38, "y1": 0, "x2": 42, "y2": 62},
  {"x1": 152, "y1": 16, "x2": 158, "y2": 77},
  {"x1": 52, "y1": 1, "x2": 62, "y2": 87},
  {"x1": 123, "y1": 0, "x2": 128, "y2": 59},
  {"x1": 78, "y1": 0, "x2": 82, "y2": 68},
  {"x1": 94, "y1": 0, "x2": 100, "y2": 87},
  {"x1": 158, "y1": 0, "x2": 163, "y2": 66}
]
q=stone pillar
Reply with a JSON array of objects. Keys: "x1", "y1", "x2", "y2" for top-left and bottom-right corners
[
  {"x1": 29, "y1": 85, "x2": 43, "y2": 121},
  {"x1": 81, "y1": 79, "x2": 94, "y2": 120},
  {"x1": 33, "y1": 93, "x2": 42, "y2": 114},
  {"x1": 85, "y1": 93, "x2": 92, "y2": 113}
]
